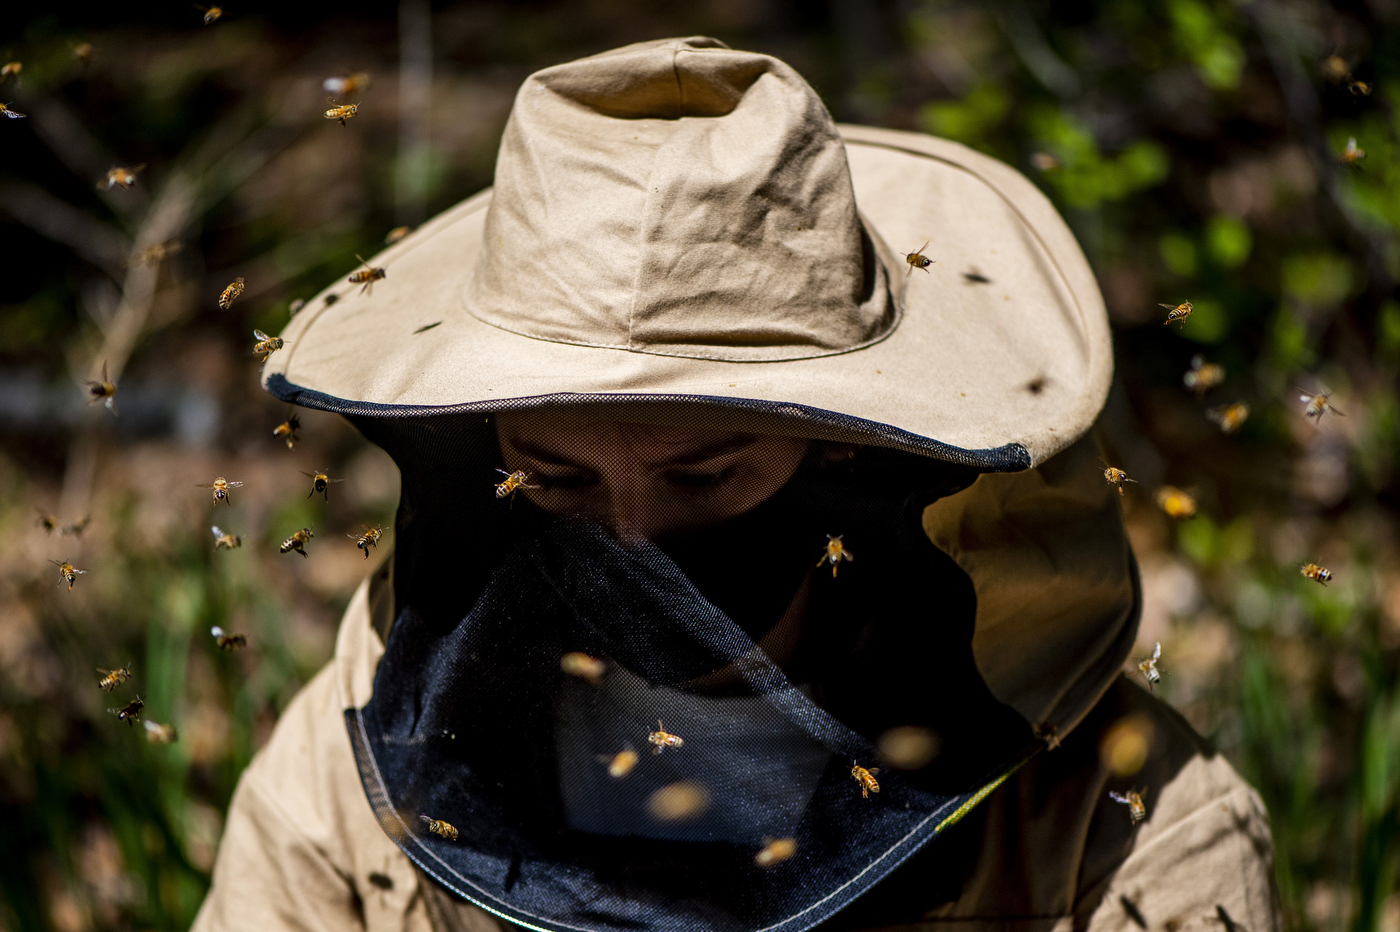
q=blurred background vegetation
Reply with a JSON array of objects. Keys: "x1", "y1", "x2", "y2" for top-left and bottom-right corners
[{"x1": 1, "y1": 0, "x2": 1398, "y2": 929}]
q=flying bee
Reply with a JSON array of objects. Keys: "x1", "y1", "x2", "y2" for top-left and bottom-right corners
[
  {"x1": 301, "y1": 469, "x2": 344, "y2": 502},
  {"x1": 419, "y1": 816, "x2": 458, "y2": 841},
  {"x1": 108, "y1": 696, "x2": 144, "y2": 726},
  {"x1": 1109, "y1": 787, "x2": 1148, "y2": 824},
  {"x1": 325, "y1": 102, "x2": 359, "y2": 127},
  {"x1": 754, "y1": 837, "x2": 798, "y2": 868},
  {"x1": 323, "y1": 72, "x2": 371, "y2": 97},
  {"x1": 1349, "y1": 80, "x2": 1372, "y2": 96},
  {"x1": 1033, "y1": 721, "x2": 1062, "y2": 750},
  {"x1": 1136, "y1": 642, "x2": 1163, "y2": 689},
  {"x1": 850, "y1": 761, "x2": 881, "y2": 799},
  {"x1": 349, "y1": 526, "x2": 383, "y2": 559},
  {"x1": 560, "y1": 652, "x2": 606, "y2": 685},
  {"x1": 195, "y1": 5, "x2": 223, "y2": 24},
  {"x1": 280, "y1": 527, "x2": 314, "y2": 557},
  {"x1": 253, "y1": 329, "x2": 283, "y2": 361},
  {"x1": 288, "y1": 298, "x2": 306, "y2": 317},
  {"x1": 903, "y1": 240, "x2": 932, "y2": 277},
  {"x1": 1298, "y1": 389, "x2": 1344, "y2": 423},
  {"x1": 97, "y1": 663, "x2": 132, "y2": 693},
  {"x1": 51, "y1": 559, "x2": 86, "y2": 591},
  {"x1": 1156, "y1": 486, "x2": 1197, "y2": 520},
  {"x1": 131, "y1": 239, "x2": 183, "y2": 267},
  {"x1": 62, "y1": 516, "x2": 91, "y2": 537},
  {"x1": 494, "y1": 468, "x2": 540, "y2": 503},
  {"x1": 196, "y1": 476, "x2": 244, "y2": 505},
  {"x1": 273, "y1": 414, "x2": 301, "y2": 449},
  {"x1": 348, "y1": 255, "x2": 386, "y2": 295},
  {"x1": 1301, "y1": 562, "x2": 1334, "y2": 585},
  {"x1": 1102, "y1": 466, "x2": 1136, "y2": 496},
  {"x1": 0, "y1": 103, "x2": 26, "y2": 119},
  {"x1": 816, "y1": 534, "x2": 854, "y2": 577},
  {"x1": 0, "y1": 62, "x2": 21, "y2": 81},
  {"x1": 603, "y1": 747, "x2": 639, "y2": 779},
  {"x1": 210, "y1": 626, "x2": 247, "y2": 650},
  {"x1": 1182, "y1": 355, "x2": 1225, "y2": 397},
  {"x1": 144, "y1": 720, "x2": 179, "y2": 743},
  {"x1": 98, "y1": 164, "x2": 144, "y2": 191},
  {"x1": 34, "y1": 507, "x2": 57, "y2": 534},
  {"x1": 1207, "y1": 401, "x2": 1250, "y2": 435},
  {"x1": 1030, "y1": 151, "x2": 1061, "y2": 171},
  {"x1": 647, "y1": 719, "x2": 684, "y2": 755},
  {"x1": 84, "y1": 360, "x2": 118, "y2": 412},
  {"x1": 1341, "y1": 136, "x2": 1366, "y2": 165},
  {"x1": 384, "y1": 225, "x2": 412, "y2": 245},
  {"x1": 218, "y1": 277, "x2": 246, "y2": 310},
  {"x1": 1159, "y1": 301, "x2": 1193, "y2": 328},
  {"x1": 212, "y1": 526, "x2": 242, "y2": 550}
]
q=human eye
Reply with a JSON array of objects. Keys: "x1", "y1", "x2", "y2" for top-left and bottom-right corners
[
  {"x1": 535, "y1": 471, "x2": 597, "y2": 491},
  {"x1": 664, "y1": 466, "x2": 733, "y2": 490}
]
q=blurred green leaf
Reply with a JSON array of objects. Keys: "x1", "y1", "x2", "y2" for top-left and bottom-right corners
[{"x1": 1206, "y1": 215, "x2": 1252, "y2": 268}]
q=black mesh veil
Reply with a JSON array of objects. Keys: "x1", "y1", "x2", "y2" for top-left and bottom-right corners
[{"x1": 344, "y1": 404, "x2": 1037, "y2": 932}]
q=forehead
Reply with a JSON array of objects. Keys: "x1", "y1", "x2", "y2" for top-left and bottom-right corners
[{"x1": 495, "y1": 410, "x2": 772, "y2": 465}]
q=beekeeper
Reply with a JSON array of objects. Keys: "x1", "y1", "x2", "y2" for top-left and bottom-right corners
[{"x1": 193, "y1": 37, "x2": 1279, "y2": 932}]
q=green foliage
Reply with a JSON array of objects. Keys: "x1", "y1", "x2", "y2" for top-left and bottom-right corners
[{"x1": 1028, "y1": 106, "x2": 1170, "y2": 208}]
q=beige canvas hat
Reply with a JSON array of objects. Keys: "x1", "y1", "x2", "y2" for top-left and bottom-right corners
[{"x1": 263, "y1": 36, "x2": 1112, "y2": 470}]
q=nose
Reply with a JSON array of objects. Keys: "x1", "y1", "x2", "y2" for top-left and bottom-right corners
[{"x1": 599, "y1": 468, "x2": 660, "y2": 544}]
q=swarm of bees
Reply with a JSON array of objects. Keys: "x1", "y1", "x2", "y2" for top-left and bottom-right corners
[
  {"x1": 253, "y1": 329, "x2": 283, "y2": 361},
  {"x1": 51, "y1": 559, "x2": 87, "y2": 591},
  {"x1": 98, "y1": 165, "x2": 144, "y2": 190},
  {"x1": 817, "y1": 534, "x2": 854, "y2": 577},
  {"x1": 647, "y1": 719, "x2": 685, "y2": 755},
  {"x1": 280, "y1": 527, "x2": 314, "y2": 557},
  {"x1": 212, "y1": 526, "x2": 242, "y2": 550},
  {"x1": 1301, "y1": 563, "x2": 1334, "y2": 585},
  {"x1": 197, "y1": 476, "x2": 244, "y2": 505},
  {"x1": 903, "y1": 241, "x2": 933, "y2": 276},
  {"x1": 302, "y1": 469, "x2": 343, "y2": 501},
  {"x1": 349, "y1": 526, "x2": 382, "y2": 559},
  {"x1": 1109, "y1": 787, "x2": 1148, "y2": 824},
  {"x1": 1159, "y1": 301, "x2": 1193, "y2": 328},
  {"x1": 348, "y1": 255, "x2": 386, "y2": 295},
  {"x1": 211, "y1": 626, "x2": 247, "y2": 650},
  {"x1": 85, "y1": 361, "x2": 118, "y2": 412},
  {"x1": 850, "y1": 761, "x2": 881, "y2": 799},
  {"x1": 218, "y1": 277, "x2": 246, "y2": 310}
]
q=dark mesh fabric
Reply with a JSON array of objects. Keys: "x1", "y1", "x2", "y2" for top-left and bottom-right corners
[{"x1": 345, "y1": 408, "x2": 1034, "y2": 932}]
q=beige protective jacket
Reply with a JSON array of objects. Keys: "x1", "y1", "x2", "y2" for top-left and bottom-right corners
[{"x1": 192, "y1": 437, "x2": 1280, "y2": 932}]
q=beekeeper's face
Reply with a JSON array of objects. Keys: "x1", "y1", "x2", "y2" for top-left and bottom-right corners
[{"x1": 495, "y1": 411, "x2": 810, "y2": 541}]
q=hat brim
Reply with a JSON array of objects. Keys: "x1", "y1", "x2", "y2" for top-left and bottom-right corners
[{"x1": 263, "y1": 126, "x2": 1111, "y2": 470}]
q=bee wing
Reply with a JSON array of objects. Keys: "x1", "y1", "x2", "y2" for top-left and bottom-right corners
[
  {"x1": 867, "y1": 767, "x2": 880, "y2": 776},
  {"x1": 212, "y1": 526, "x2": 224, "y2": 537},
  {"x1": 74, "y1": 568, "x2": 87, "y2": 575},
  {"x1": 228, "y1": 481, "x2": 244, "y2": 488},
  {"x1": 1108, "y1": 791, "x2": 1128, "y2": 804},
  {"x1": 1157, "y1": 304, "x2": 1176, "y2": 310},
  {"x1": 253, "y1": 329, "x2": 270, "y2": 341},
  {"x1": 211, "y1": 626, "x2": 224, "y2": 637},
  {"x1": 1152, "y1": 642, "x2": 1161, "y2": 661},
  {"x1": 328, "y1": 477, "x2": 345, "y2": 484}
]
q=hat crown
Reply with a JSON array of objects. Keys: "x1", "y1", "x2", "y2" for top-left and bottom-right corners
[{"x1": 466, "y1": 37, "x2": 899, "y2": 362}]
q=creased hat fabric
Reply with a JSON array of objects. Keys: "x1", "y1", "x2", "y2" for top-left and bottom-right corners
[{"x1": 263, "y1": 36, "x2": 1114, "y2": 467}]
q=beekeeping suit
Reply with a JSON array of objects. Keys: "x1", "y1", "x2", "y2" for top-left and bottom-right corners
[{"x1": 192, "y1": 38, "x2": 1279, "y2": 932}]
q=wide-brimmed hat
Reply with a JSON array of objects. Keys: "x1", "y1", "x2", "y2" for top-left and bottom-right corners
[{"x1": 263, "y1": 36, "x2": 1111, "y2": 471}]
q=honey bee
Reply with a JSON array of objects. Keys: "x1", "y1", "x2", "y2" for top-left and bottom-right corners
[
  {"x1": 1350, "y1": 81, "x2": 1372, "y2": 96},
  {"x1": 1136, "y1": 642, "x2": 1162, "y2": 690},
  {"x1": 1341, "y1": 136, "x2": 1366, "y2": 164},
  {"x1": 1159, "y1": 301, "x2": 1193, "y2": 328},
  {"x1": 218, "y1": 277, "x2": 246, "y2": 310},
  {"x1": 1156, "y1": 486, "x2": 1197, "y2": 520},
  {"x1": 1182, "y1": 354, "x2": 1225, "y2": 397},
  {"x1": 903, "y1": 241, "x2": 933, "y2": 277},
  {"x1": 754, "y1": 837, "x2": 798, "y2": 867},
  {"x1": 348, "y1": 255, "x2": 386, "y2": 295},
  {"x1": 1109, "y1": 787, "x2": 1148, "y2": 824},
  {"x1": 210, "y1": 626, "x2": 247, "y2": 650},
  {"x1": 211, "y1": 526, "x2": 242, "y2": 550},
  {"x1": 98, "y1": 165, "x2": 144, "y2": 191},
  {"x1": 34, "y1": 507, "x2": 57, "y2": 534},
  {"x1": 1298, "y1": 389, "x2": 1344, "y2": 423},
  {"x1": 494, "y1": 468, "x2": 540, "y2": 503},
  {"x1": 108, "y1": 696, "x2": 144, "y2": 726},
  {"x1": 1033, "y1": 721, "x2": 1062, "y2": 750},
  {"x1": 97, "y1": 663, "x2": 132, "y2": 692},
  {"x1": 51, "y1": 559, "x2": 87, "y2": 591},
  {"x1": 195, "y1": 5, "x2": 223, "y2": 24},
  {"x1": 384, "y1": 225, "x2": 413, "y2": 245},
  {"x1": 196, "y1": 476, "x2": 244, "y2": 505},
  {"x1": 604, "y1": 747, "x2": 639, "y2": 779},
  {"x1": 73, "y1": 43, "x2": 94, "y2": 63},
  {"x1": 62, "y1": 516, "x2": 91, "y2": 537},
  {"x1": 301, "y1": 469, "x2": 344, "y2": 502},
  {"x1": 131, "y1": 239, "x2": 183, "y2": 267},
  {"x1": 253, "y1": 329, "x2": 284, "y2": 361},
  {"x1": 280, "y1": 527, "x2": 314, "y2": 557},
  {"x1": 273, "y1": 414, "x2": 301, "y2": 449},
  {"x1": 1301, "y1": 562, "x2": 1334, "y2": 585},
  {"x1": 84, "y1": 360, "x2": 118, "y2": 412},
  {"x1": 420, "y1": 816, "x2": 459, "y2": 841},
  {"x1": 0, "y1": 103, "x2": 27, "y2": 119},
  {"x1": 323, "y1": 73, "x2": 371, "y2": 97},
  {"x1": 647, "y1": 719, "x2": 684, "y2": 755},
  {"x1": 349, "y1": 526, "x2": 383, "y2": 559},
  {"x1": 816, "y1": 534, "x2": 854, "y2": 577},
  {"x1": 850, "y1": 761, "x2": 881, "y2": 799},
  {"x1": 144, "y1": 720, "x2": 179, "y2": 743},
  {"x1": 288, "y1": 298, "x2": 306, "y2": 317},
  {"x1": 1207, "y1": 402, "x2": 1250, "y2": 434},
  {"x1": 0, "y1": 62, "x2": 21, "y2": 81},
  {"x1": 560, "y1": 652, "x2": 606, "y2": 685},
  {"x1": 325, "y1": 102, "x2": 359, "y2": 127},
  {"x1": 1102, "y1": 466, "x2": 1136, "y2": 496},
  {"x1": 1030, "y1": 152, "x2": 1061, "y2": 171}
]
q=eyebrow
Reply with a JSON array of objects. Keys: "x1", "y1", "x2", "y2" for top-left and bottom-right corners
[{"x1": 508, "y1": 435, "x2": 762, "y2": 469}]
